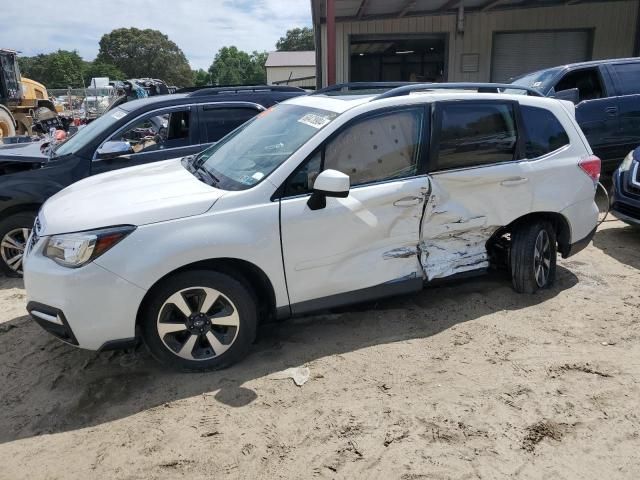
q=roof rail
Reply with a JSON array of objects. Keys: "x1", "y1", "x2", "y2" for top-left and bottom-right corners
[
  {"x1": 312, "y1": 82, "x2": 413, "y2": 96},
  {"x1": 373, "y1": 82, "x2": 544, "y2": 100},
  {"x1": 180, "y1": 85, "x2": 306, "y2": 96}
]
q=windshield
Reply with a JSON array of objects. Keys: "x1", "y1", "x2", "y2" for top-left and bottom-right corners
[
  {"x1": 507, "y1": 67, "x2": 562, "y2": 93},
  {"x1": 196, "y1": 104, "x2": 338, "y2": 190},
  {"x1": 54, "y1": 107, "x2": 127, "y2": 157}
]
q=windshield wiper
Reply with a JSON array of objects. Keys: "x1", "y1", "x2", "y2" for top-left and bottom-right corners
[{"x1": 194, "y1": 163, "x2": 219, "y2": 187}]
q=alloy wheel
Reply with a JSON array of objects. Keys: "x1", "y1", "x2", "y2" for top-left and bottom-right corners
[
  {"x1": 1, "y1": 227, "x2": 31, "y2": 275},
  {"x1": 156, "y1": 287, "x2": 240, "y2": 361},
  {"x1": 533, "y1": 229, "x2": 551, "y2": 288}
]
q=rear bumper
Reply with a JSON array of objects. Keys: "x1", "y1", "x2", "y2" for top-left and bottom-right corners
[{"x1": 564, "y1": 226, "x2": 596, "y2": 258}]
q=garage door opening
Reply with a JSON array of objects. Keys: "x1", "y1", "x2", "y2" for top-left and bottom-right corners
[{"x1": 350, "y1": 35, "x2": 447, "y2": 83}]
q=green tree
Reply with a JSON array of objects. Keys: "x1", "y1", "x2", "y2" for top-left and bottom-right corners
[
  {"x1": 276, "y1": 27, "x2": 315, "y2": 51},
  {"x1": 192, "y1": 69, "x2": 211, "y2": 87},
  {"x1": 83, "y1": 61, "x2": 125, "y2": 84},
  {"x1": 18, "y1": 50, "x2": 85, "y2": 88},
  {"x1": 96, "y1": 28, "x2": 193, "y2": 86},
  {"x1": 208, "y1": 47, "x2": 267, "y2": 85}
]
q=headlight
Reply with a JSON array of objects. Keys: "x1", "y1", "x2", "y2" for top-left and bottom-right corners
[
  {"x1": 620, "y1": 151, "x2": 635, "y2": 172},
  {"x1": 44, "y1": 225, "x2": 135, "y2": 268}
]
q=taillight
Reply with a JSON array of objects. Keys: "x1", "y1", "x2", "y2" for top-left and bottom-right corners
[{"x1": 579, "y1": 155, "x2": 601, "y2": 185}]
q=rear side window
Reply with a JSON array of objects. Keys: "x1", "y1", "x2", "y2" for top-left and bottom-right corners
[
  {"x1": 520, "y1": 105, "x2": 570, "y2": 158},
  {"x1": 610, "y1": 63, "x2": 640, "y2": 96},
  {"x1": 434, "y1": 102, "x2": 518, "y2": 171},
  {"x1": 201, "y1": 107, "x2": 259, "y2": 143}
]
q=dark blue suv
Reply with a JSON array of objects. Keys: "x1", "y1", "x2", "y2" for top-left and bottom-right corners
[
  {"x1": 510, "y1": 58, "x2": 640, "y2": 173},
  {"x1": 0, "y1": 85, "x2": 306, "y2": 275},
  {"x1": 611, "y1": 147, "x2": 640, "y2": 226}
]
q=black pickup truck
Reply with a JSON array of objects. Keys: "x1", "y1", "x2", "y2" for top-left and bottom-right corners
[
  {"x1": 0, "y1": 86, "x2": 306, "y2": 276},
  {"x1": 510, "y1": 58, "x2": 640, "y2": 173}
]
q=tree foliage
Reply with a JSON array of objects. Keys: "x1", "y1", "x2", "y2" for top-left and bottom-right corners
[
  {"x1": 192, "y1": 69, "x2": 211, "y2": 87},
  {"x1": 276, "y1": 27, "x2": 315, "y2": 51},
  {"x1": 96, "y1": 28, "x2": 193, "y2": 86},
  {"x1": 83, "y1": 61, "x2": 125, "y2": 83},
  {"x1": 208, "y1": 47, "x2": 267, "y2": 85},
  {"x1": 18, "y1": 50, "x2": 85, "y2": 88}
]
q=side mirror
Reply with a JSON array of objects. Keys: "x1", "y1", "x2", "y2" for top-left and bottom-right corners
[
  {"x1": 552, "y1": 88, "x2": 580, "y2": 104},
  {"x1": 307, "y1": 169, "x2": 350, "y2": 211},
  {"x1": 96, "y1": 140, "x2": 134, "y2": 160}
]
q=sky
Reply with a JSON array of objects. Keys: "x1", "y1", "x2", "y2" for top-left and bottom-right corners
[{"x1": 0, "y1": 0, "x2": 312, "y2": 70}]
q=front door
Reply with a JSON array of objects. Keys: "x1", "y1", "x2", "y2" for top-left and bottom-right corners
[
  {"x1": 279, "y1": 107, "x2": 429, "y2": 312},
  {"x1": 91, "y1": 106, "x2": 202, "y2": 175}
]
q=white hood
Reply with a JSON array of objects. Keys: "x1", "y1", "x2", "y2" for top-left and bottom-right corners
[{"x1": 39, "y1": 158, "x2": 224, "y2": 235}]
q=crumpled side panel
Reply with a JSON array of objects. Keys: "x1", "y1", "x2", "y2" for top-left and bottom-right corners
[{"x1": 419, "y1": 186, "x2": 498, "y2": 281}]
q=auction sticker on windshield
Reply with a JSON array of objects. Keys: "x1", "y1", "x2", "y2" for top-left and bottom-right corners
[
  {"x1": 111, "y1": 111, "x2": 126, "y2": 120},
  {"x1": 298, "y1": 112, "x2": 334, "y2": 129}
]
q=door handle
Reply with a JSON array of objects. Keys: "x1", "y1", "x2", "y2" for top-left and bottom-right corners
[
  {"x1": 393, "y1": 196, "x2": 423, "y2": 207},
  {"x1": 605, "y1": 106, "x2": 618, "y2": 116},
  {"x1": 500, "y1": 177, "x2": 529, "y2": 187}
]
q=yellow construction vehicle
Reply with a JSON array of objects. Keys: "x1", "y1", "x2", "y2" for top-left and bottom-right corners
[{"x1": 0, "y1": 48, "x2": 60, "y2": 139}]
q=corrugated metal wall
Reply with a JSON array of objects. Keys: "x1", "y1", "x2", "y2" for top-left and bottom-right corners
[{"x1": 319, "y1": 0, "x2": 639, "y2": 85}]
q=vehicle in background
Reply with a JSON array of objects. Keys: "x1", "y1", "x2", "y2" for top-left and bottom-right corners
[
  {"x1": 0, "y1": 48, "x2": 62, "y2": 138},
  {"x1": 23, "y1": 82, "x2": 599, "y2": 370},
  {"x1": 509, "y1": 58, "x2": 640, "y2": 173},
  {"x1": 0, "y1": 85, "x2": 306, "y2": 276},
  {"x1": 611, "y1": 146, "x2": 640, "y2": 226}
]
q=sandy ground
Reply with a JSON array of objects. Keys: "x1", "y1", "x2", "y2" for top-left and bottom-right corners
[{"x1": 0, "y1": 218, "x2": 639, "y2": 480}]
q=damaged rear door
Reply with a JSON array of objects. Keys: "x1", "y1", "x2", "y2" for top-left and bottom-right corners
[
  {"x1": 280, "y1": 106, "x2": 430, "y2": 311},
  {"x1": 420, "y1": 100, "x2": 532, "y2": 280}
]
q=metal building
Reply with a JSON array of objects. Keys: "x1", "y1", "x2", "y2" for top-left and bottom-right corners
[
  {"x1": 310, "y1": 0, "x2": 640, "y2": 87},
  {"x1": 265, "y1": 51, "x2": 317, "y2": 89}
]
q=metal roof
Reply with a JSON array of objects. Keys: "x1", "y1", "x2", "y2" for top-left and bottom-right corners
[
  {"x1": 311, "y1": 0, "x2": 613, "y2": 22},
  {"x1": 265, "y1": 51, "x2": 316, "y2": 67}
]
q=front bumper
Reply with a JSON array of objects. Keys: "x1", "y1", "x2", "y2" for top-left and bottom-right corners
[
  {"x1": 23, "y1": 239, "x2": 147, "y2": 350},
  {"x1": 610, "y1": 168, "x2": 640, "y2": 226}
]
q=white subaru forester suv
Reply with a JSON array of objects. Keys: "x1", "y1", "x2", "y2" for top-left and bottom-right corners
[{"x1": 23, "y1": 83, "x2": 600, "y2": 370}]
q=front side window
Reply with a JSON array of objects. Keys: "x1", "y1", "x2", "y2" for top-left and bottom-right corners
[
  {"x1": 283, "y1": 108, "x2": 425, "y2": 195},
  {"x1": 610, "y1": 63, "x2": 640, "y2": 96},
  {"x1": 324, "y1": 109, "x2": 423, "y2": 186},
  {"x1": 520, "y1": 105, "x2": 570, "y2": 158},
  {"x1": 197, "y1": 104, "x2": 338, "y2": 191},
  {"x1": 111, "y1": 108, "x2": 191, "y2": 154},
  {"x1": 555, "y1": 68, "x2": 604, "y2": 102},
  {"x1": 435, "y1": 102, "x2": 518, "y2": 171}
]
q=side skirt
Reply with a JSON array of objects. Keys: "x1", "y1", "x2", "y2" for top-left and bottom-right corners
[{"x1": 280, "y1": 276, "x2": 423, "y2": 319}]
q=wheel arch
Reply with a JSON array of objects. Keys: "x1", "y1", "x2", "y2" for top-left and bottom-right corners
[
  {"x1": 0, "y1": 204, "x2": 40, "y2": 223},
  {"x1": 488, "y1": 211, "x2": 572, "y2": 257},
  {"x1": 136, "y1": 257, "x2": 278, "y2": 328}
]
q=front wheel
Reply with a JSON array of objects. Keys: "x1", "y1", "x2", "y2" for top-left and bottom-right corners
[
  {"x1": 140, "y1": 270, "x2": 258, "y2": 371},
  {"x1": 0, "y1": 212, "x2": 36, "y2": 276},
  {"x1": 510, "y1": 221, "x2": 557, "y2": 294}
]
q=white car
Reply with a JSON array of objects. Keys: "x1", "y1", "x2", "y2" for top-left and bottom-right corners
[{"x1": 23, "y1": 83, "x2": 600, "y2": 370}]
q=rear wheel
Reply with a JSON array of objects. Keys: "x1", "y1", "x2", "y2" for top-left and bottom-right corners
[
  {"x1": 0, "y1": 109, "x2": 16, "y2": 139},
  {"x1": 140, "y1": 270, "x2": 258, "y2": 371},
  {"x1": 0, "y1": 212, "x2": 36, "y2": 276},
  {"x1": 510, "y1": 221, "x2": 557, "y2": 294}
]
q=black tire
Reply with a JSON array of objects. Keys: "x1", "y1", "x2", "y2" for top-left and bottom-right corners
[
  {"x1": 140, "y1": 270, "x2": 258, "y2": 371},
  {"x1": 0, "y1": 212, "x2": 36, "y2": 276},
  {"x1": 510, "y1": 221, "x2": 557, "y2": 294}
]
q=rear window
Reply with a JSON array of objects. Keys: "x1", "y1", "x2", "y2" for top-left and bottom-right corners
[
  {"x1": 434, "y1": 102, "x2": 518, "y2": 171},
  {"x1": 610, "y1": 63, "x2": 640, "y2": 96},
  {"x1": 520, "y1": 105, "x2": 570, "y2": 158}
]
